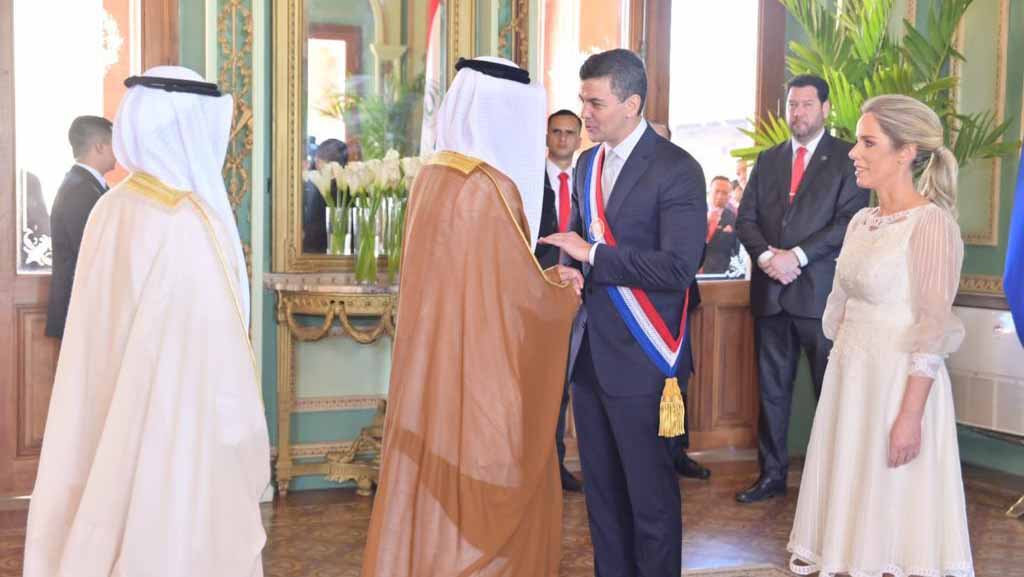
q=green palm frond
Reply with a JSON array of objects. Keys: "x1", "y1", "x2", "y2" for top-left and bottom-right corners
[
  {"x1": 781, "y1": 0, "x2": 850, "y2": 74},
  {"x1": 950, "y1": 112, "x2": 1018, "y2": 169},
  {"x1": 733, "y1": 113, "x2": 791, "y2": 161},
  {"x1": 822, "y1": 68, "x2": 863, "y2": 140},
  {"x1": 839, "y1": 0, "x2": 893, "y2": 73},
  {"x1": 900, "y1": 0, "x2": 972, "y2": 83},
  {"x1": 732, "y1": 0, "x2": 1020, "y2": 170}
]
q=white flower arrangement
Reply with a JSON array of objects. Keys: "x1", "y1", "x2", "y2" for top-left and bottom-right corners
[{"x1": 304, "y1": 148, "x2": 426, "y2": 283}]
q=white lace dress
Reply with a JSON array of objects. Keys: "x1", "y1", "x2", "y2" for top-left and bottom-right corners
[{"x1": 787, "y1": 204, "x2": 974, "y2": 577}]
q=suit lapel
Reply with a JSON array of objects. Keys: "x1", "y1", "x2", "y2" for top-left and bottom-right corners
[
  {"x1": 606, "y1": 127, "x2": 655, "y2": 225},
  {"x1": 72, "y1": 165, "x2": 106, "y2": 196}
]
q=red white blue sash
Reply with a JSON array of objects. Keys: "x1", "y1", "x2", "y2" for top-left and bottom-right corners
[{"x1": 582, "y1": 147, "x2": 690, "y2": 376}]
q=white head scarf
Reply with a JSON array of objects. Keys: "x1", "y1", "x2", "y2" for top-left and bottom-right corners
[
  {"x1": 112, "y1": 65, "x2": 250, "y2": 327},
  {"x1": 434, "y1": 57, "x2": 547, "y2": 248}
]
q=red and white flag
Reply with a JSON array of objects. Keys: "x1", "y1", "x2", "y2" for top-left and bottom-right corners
[{"x1": 419, "y1": 0, "x2": 443, "y2": 155}]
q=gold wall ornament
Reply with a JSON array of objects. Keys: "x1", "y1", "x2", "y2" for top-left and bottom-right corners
[
  {"x1": 958, "y1": 274, "x2": 1005, "y2": 297},
  {"x1": 219, "y1": 0, "x2": 255, "y2": 213},
  {"x1": 266, "y1": 272, "x2": 397, "y2": 495},
  {"x1": 497, "y1": 0, "x2": 529, "y2": 69},
  {"x1": 446, "y1": 0, "x2": 476, "y2": 92},
  {"x1": 294, "y1": 394, "x2": 386, "y2": 412},
  {"x1": 325, "y1": 400, "x2": 386, "y2": 496}
]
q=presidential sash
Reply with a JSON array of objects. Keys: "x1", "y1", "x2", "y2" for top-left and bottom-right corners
[{"x1": 582, "y1": 147, "x2": 690, "y2": 437}]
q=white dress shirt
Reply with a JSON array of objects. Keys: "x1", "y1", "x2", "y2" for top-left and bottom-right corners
[
  {"x1": 76, "y1": 162, "x2": 109, "y2": 190},
  {"x1": 546, "y1": 158, "x2": 574, "y2": 226},
  {"x1": 757, "y1": 128, "x2": 826, "y2": 269},
  {"x1": 588, "y1": 119, "x2": 648, "y2": 264}
]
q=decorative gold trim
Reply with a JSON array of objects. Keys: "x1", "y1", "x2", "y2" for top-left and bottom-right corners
[
  {"x1": 294, "y1": 395, "x2": 385, "y2": 412},
  {"x1": 429, "y1": 150, "x2": 483, "y2": 174},
  {"x1": 218, "y1": 0, "x2": 254, "y2": 213},
  {"x1": 184, "y1": 193, "x2": 260, "y2": 381},
  {"x1": 950, "y1": 0, "x2": 1007, "y2": 246},
  {"x1": 958, "y1": 274, "x2": 1004, "y2": 297},
  {"x1": 497, "y1": 0, "x2": 530, "y2": 68},
  {"x1": 289, "y1": 441, "x2": 352, "y2": 459},
  {"x1": 447, "y1": 0, "x2": 477, "y2": 89},
  {"x1": 123, "y1": 172, "x2": 188, "y2": 208},
  {"x1": 278, "y1": 292, "x2": 396, "y2": 344},
  {"x1": 477, "y1": 163, "x2": 573, "y2": 289}
]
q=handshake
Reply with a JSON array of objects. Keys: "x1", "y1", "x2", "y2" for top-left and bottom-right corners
[{"x1": 759, "y1": 247, "x2": 802, "y2": 285}]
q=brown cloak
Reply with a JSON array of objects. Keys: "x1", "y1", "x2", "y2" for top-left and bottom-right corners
[{"x1": 361, "y1": 152, "x2": 579, "y2": 577}]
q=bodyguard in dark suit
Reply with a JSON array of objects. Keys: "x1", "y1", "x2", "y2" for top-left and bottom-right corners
[
  {"x1": 535, "y1": 110, "x2": 581, "y2": 269},
  {"x1": 734, "y1": 75, "x2": 869, "y2": 503},
  {"x1": 534, "y1": 110, "x2": 585, "y2": 492},
  {"x1": 302, "y1": 138, "x2": 349, "y2": 254},
  {"x1": 46, "y1": 116, "x2": 115, "y2": 339},
  {"x1": 541, "y1": 49, "x2": 706, "y2": 577},
  {"x1": 703, "y1": 176, "x2": 741, "y2": 275}
]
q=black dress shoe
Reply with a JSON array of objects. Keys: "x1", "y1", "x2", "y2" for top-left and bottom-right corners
[
  {"x1": 674, "y1": 453, "x2": 711, "y2": 480},
  {"x1": 735, "y1": 476, "x2": 787, "y2": 503},
  {"x1": 560, "y1": 467, "x2": 583, "y2": 492}
]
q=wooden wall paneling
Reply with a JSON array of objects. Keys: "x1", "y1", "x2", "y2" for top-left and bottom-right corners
[
  {"x1": 16, "y1": 306, "x2": 58, "y2": 458},
  {"x1": 688, "y1": 281, "x2": 759, "y2": 451}
]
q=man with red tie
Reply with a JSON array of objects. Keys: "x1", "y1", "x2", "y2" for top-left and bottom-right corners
[
  {"x1": 734, "y1": 75, "x2": 868, "y2": 503},
  {"x1": 535, "y1": 108, "x2": 584, "y2": 491},
  {"x1": 538, "y1": 109, "x2": 582, "y2": 263}
]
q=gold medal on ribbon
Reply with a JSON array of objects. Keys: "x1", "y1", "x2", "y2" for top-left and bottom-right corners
[{"x1": 589, "y1": 220, "x2": 605, "y2": 243}]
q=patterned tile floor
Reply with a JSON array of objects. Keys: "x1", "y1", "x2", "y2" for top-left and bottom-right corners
[{"x1": 1, "y1": 459, "x2": 1022, "y2": 577}]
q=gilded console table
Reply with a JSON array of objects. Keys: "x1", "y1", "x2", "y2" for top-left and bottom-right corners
[{"x1": 265, "y1": 273, "x2": 397, "y2": 496}]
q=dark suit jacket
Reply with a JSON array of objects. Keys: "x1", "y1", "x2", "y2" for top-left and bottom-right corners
[
  {"x1": 46, "y1": 165, "x2": 107, "y2": 338},
  {"x1": 303, "y1": 180, "x2": 329, "y2": 253},
  {"x1": 533, "y1": 173, "x2": 561, "y2": 269},
  {"x1": 703, "y1": 206, "x2": 739, "y2": 274},
  {"x1": 566, "y1": 127, "x2": 707, "y2": 397},
  {"x1": 736, "y1": 132, "x2": 868, "y2": 319}
]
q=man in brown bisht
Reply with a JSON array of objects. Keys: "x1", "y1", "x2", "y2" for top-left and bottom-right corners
[{"x1": 361, "y1": 57, "x2": 583, "y2": 577}]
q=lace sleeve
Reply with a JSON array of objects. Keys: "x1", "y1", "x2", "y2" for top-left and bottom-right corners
[
  {"x1": 907, "y1": 205, "x2": 965, "y2": 378},
  {"x1": 822, "y1": 209, "x2": 866, "y2": 340}
]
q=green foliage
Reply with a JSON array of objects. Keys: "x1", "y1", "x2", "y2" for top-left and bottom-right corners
[
  {"x1": 733, "y1": 0, "x2": 1020, "y2": 169},
  {"x1": 313, "y1": 74, "x2": 430, "y2": 160},
  {"x1": 354, "y1": 74, "x2": 427, "y2": 160}
]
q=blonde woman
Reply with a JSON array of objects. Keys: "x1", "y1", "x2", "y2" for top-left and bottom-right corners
[{"x1": 788, "y1": 94, "x2": 973, "y2": 576}]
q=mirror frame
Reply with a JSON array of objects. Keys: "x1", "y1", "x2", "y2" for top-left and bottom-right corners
[{"x1": 272, "y1": 0, "x2": 477, "y2": 272}]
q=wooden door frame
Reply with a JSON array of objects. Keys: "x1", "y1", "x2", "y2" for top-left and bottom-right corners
[
  {"x1": 0, "y1": 0, "x2": 179, "y2": 496},
  {"x1": 142, "y1": 0, "x2": 180, "y2": 70},
  {"x1": 632, "y1": 0, "x2": 787, "y2": 126}
]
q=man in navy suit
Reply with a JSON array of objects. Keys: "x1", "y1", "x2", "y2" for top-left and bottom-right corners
[{"x1": 541, "y1": 49, "x2": 707, "y2": 577}]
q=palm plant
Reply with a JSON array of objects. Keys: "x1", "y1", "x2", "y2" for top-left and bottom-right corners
[{"x1": 732, "y1": 0, "x2": 1019, "y2": 168}]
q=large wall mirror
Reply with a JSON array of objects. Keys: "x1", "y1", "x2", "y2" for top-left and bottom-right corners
[{"x1": 273, "y1": 0, "x2": 483, "y2": 273}]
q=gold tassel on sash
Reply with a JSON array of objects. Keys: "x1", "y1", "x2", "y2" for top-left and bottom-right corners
[{"x1": 658, "y1": 377, "x2": 685, "y2": 437}]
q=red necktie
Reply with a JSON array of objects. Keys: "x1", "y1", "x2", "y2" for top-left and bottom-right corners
[
  {"x1": 706, "y1": 209, "x2": 721, "y2": 242},
  {"x1": 790, "y1": 146, "x2": 807, "y2": 203},
  {"x1": 558, "y1": 172, "x2": 570, "y2": 232}
]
